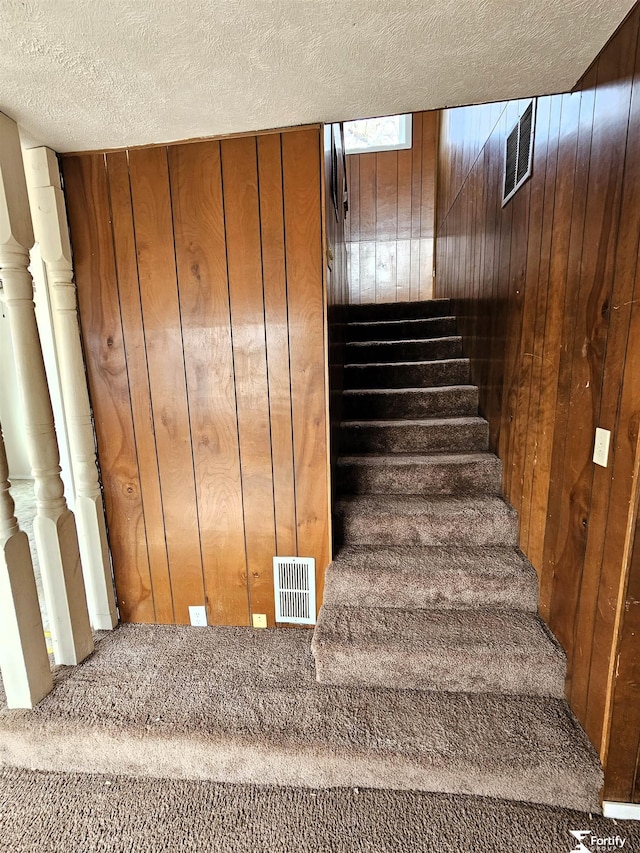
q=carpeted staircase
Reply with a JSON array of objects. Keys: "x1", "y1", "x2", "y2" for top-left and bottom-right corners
[
  {"x1": 312, "y1": 298, "x2": 602, "y2": 794},
  {"x1": 0, "y1": 299, "x2": 603, "y2": 817}
]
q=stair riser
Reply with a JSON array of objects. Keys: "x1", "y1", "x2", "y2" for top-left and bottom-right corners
[
  {"x1": 323, "y1": 567, "x2": 538, "y2": 610},
  {"x1": 313, "y1": 647, "x2": 565, "y2": 698},
  {"x1": 340, "y1": 423, "x2": 489, "y2": 454},
  {"x1": 344, "y1": 360, "x2": 469, "y2": 390},
  {"x1": 346, "y1": 338, "x2": 462, "y2": 364},
  {"x1": 342, "y1": 387, "x2": 478, "y2": 420},
  {"x1": 347, "y1": 317, "x2": 457, "y2": 342},
  {"x1": 337, "y1": 510, "x2": 518, "y2": 548},
  {"x1": 346, "y1": 299, "x2": 451, "y2": 322},
  {"x1": 337, "y1": 459, "x2": 502, "y2": 496}
]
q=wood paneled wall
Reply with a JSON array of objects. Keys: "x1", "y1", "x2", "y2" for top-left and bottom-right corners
[
  {"x1": 61, "y1": 127, "x2": 331, "y2": 628},
  {"x1": 345, "y1": 111, "x2": 438, "y2": 303},
  {"x1": 436, "y1": 8, "x2": 640, "y2": 801}
]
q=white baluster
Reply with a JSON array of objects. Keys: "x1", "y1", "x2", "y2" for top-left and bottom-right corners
[
  {"x1": 0, "y1": 420, "x2": 53, "y2": 707},
  {"x1": 0, "y1": 111, "x2": 93, "y2": 665},
  {"x1": 24, "y1": 147, "x2": 117, "y2": 630}
]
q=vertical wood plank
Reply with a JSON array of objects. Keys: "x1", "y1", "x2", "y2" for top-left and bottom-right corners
[
  {"x1": 519, "y1": 96, "x2": 562, "y2": 554},
  {"x1": 62, "y1": 154, "x2": 155, "y2": 623},
  {"x1": 128, "y1": 146, "x2": 205, "y2": 624},
  {"x1": 168, "y1": 140, "x2": 250, "y2": 626},
  {"x1": 282, "y1": 128, "x2": 330, "y2": 612},
  {"x1": 397, "y1": 147, "x2": 413, "y2": 240},
  {"x1": 375, "y1": 151, "x2": 398, "y2": 242},
  {"x1": 257, "y1": 134, "x2": 298, "y2": 557},
  {"x1": 105, "y1": 152, "x2": 174, "y2": 623},
  {"x1": 358, "y1": 153, "x2": 377, "y2": 243},
  {"x1": 220, "y1": 135, "x2": 277, "y2": 624}
]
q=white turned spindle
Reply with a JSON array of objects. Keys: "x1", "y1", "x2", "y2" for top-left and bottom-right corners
[
  {"x1": 24, "y1": 147, "x2": 117, "y2": 631},
  {"x1": 0, "y1": 421, "x2": 53, "y2": 708},
  {"x1": 0, "y1": 112, "x2": 93, "y2": 665}
]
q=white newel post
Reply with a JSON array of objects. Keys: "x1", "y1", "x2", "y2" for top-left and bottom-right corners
[
  {"x1": 0, "y1": 112, "x2": 93, "y2": 665},
  {"x1": 0, "y1": 421, "x2": 53, "y2": 708},
  {"x1": 24, "y1": 147, "x2": 117, "y2": 631}
]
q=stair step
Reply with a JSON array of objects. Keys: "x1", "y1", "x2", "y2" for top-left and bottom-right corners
[
  {"x1": 340, "y1": 417, "x2": 488, "y2": 454},
  {"x1": 0, "y1": 624, "x2": 603, "y2": 813},
  {"x1": 323, "y1": 545, "x2": 539, "y2": 610},
  {"x1": 344, "y1": 359, "x2": 469, "y2": 390},
  {"x1": 312, "y1": 606, "x2": 566, "y2": 697},
  {"x1": 335, "y1": 494, "x2": 519, "y2": 547},
  {"x1": 345, "y1": 337, "x2": 462, "y2": 363},
  {"x1": 347, "y1": 316, "x2": 457, "y2": 342},
  {"x1": 342, "y1": 385, "x2": 479, "y2": 420},
  {"x1": 346, "y1": 299, "x2": 451, "y2": 323},
  {"x1": 336, "y1": 452, "x2": 502, "y2": 496}
]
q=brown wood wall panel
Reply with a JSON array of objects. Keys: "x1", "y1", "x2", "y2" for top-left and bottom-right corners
[
  {"x1": 105, "y1": 151, "x2": 174, "y2": 624},
  {"x1": 345, "y1": 111, "x2": 438, "y2": 303},
  {"x1": 220, "y1": 136, "x2": 278, "y2": 624},
  {"x1": 128, "y1": 147, "x2": 206, "y2": 625},
  {"x1": 257, "y1": 135, "x2": 298, "y2": 558},
  {"x1": 435, "y1": 8, "x2": 640, "y2": 800},
  {"x1": 62, "y1": 126, "x2": 330, "y2": 629},
  {"x1": 282, "y1": 129, "x2": 331, "y2": 605},
  {"x1": 167, "y1": 141, "x2": 249, "y2": 627},
  {"x1": 64, "y1": 154, "x2": 155, "y2": 624}
]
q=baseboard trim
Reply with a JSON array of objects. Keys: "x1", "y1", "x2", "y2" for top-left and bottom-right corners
[{"x1": 602, "y1": 801, "x2": 640, "y2": 821}]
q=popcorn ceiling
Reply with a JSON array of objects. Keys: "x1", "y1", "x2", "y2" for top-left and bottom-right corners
[{"x1": 0, "y1": 0, "x2": 634, "y2": 152}]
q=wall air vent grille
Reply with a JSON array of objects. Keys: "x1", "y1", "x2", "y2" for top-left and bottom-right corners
[
  {"x1": 502, "y1": 100, "x2": 535, "y2": 206},
  {"x1": 273, "y1": 557, "x2": 316, "y2": 624}
]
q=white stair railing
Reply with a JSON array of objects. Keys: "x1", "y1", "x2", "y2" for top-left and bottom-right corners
[
  {"x1": 24, "y1": 147, "x2": 117, "y2": 631},
  {"x1": 0, "y1": 111, "x2": 93, "y2": 666},
  {"x1": 0, "y1": 420, "x2": 53, "y2": 707}
]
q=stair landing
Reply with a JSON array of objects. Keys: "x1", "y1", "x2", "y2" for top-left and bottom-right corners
[{"x1": 0, "y1": 623, "x2": 603, "y2": 812}]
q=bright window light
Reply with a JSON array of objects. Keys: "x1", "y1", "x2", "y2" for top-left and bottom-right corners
[{"x1": 343, "y1": 114, "x2": 412, "y2": 155}]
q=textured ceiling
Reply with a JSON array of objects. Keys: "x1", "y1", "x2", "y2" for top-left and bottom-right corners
[{"x1": 0, "y1": 0, "x2": 634, "y2": 153}]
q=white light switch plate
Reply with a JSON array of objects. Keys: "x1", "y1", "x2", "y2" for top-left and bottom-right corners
[
  {"x1": 593, "y1": 427, "x2": 611, "y2": 468},
  {"x1": 189, "y1": 606, "x2": 207, "y2": 627}
]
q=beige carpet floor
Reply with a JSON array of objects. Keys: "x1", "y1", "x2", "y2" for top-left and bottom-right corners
[
  {"x1": 0, "y1": 624, "x2": 601, "y2": 811},
  {"x1": 1, "y1": 766, "x2": 638, "y2": 853}
]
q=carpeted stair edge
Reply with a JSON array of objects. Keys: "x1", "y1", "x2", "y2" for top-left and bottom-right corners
[
  {"x1": 322, "y1": 545, "x2": 540, "y2": 611},
  {"x1": 311, "y1": 606, "x2": 566, "y2": 697},
  {"x1": 336, "y1": 495, "x2": 519, "y2": 547},
  {"x1": 336, "y1": 452, "x2": 502, "y2": 496}
]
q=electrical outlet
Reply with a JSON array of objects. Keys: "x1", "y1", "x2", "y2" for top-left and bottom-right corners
[
  {"x1": 252, "y1": 613, "x2": 267, "y2": 628},
  {"x1": 593, "y1": 427, "x2": 611, "y2": 468},
  {"x1": 188, "y1": 605, "x2": 207, "y2": 627}
]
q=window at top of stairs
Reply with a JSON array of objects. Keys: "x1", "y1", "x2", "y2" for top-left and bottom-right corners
[{"x1": 344, "y1": 114, "x2": 412, "y2": 155}]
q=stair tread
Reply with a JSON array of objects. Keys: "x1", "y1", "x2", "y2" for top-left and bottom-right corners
[
  {"x1": 0, "y1": 623, "x2": 601, "y2": 812},
  {"x1": 338, "y1": 451, "x2": 498, "y2": 463},
  {"x1": 345, "y1": 357, "x2": 469, "y2": 368},
  {"x1": 347, "y1": 316, "x2": 457, "y2": 328},
  {"x1": 324, "y1": 545, "x2": 538, "y2": 611},
  {"x1": 343, "y1": 384, "x2": 477, "y2": 395},
  {"x1": 312, "y1": 606, "x2": 566, "y2": 698},
  {"x1": 346, "y1": 336, "x2": 462, "y2": 346},
  {"x1": 334, "y1": 543, "x2": 529, "y2": 567},
  {"x1": 341, "y1": 416, "x2": 487, "y2": 428},
  {"x1": 314, "y1": 606, "x2": 560, "y2": 654},
  {"x1": 338, "y1": 493, "x2": 514, "y2": 511}
]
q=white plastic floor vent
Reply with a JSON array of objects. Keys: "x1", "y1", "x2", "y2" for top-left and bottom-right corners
[
  {"x1": 273, "y1": 557, "x2": 316, "y2": 625},
  {"x1": 502, "y1": 100, "x2": 535, "y2": 206}
]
